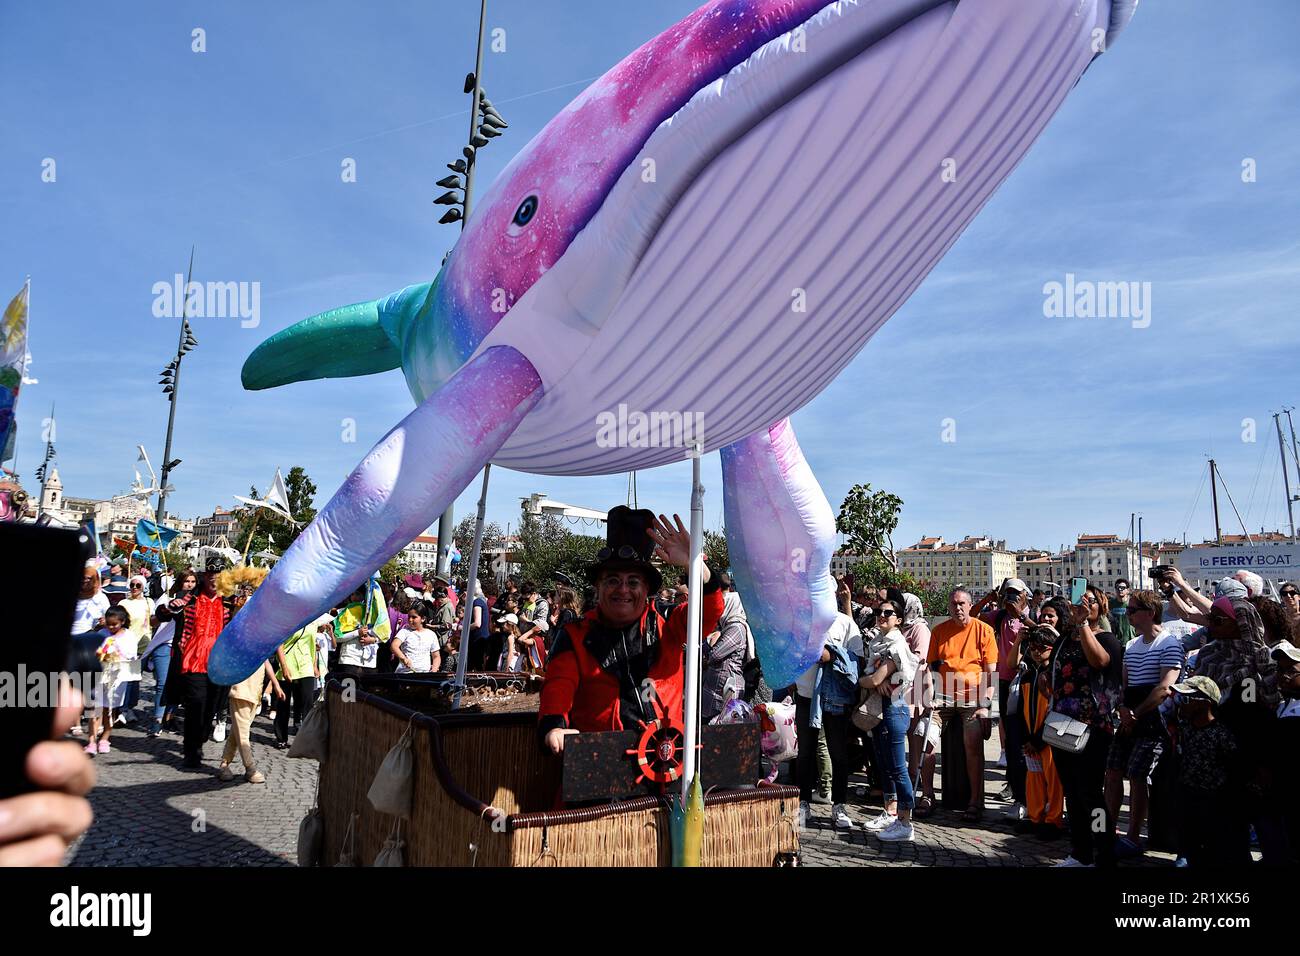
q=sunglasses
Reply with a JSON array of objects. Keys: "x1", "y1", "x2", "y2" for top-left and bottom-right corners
[
  {"x1": 877, "y1": 609, "x2": 898, "y2": 619},
  {"x1": 1283, "y1": 591, "x2": 1299, "y2": 598}
]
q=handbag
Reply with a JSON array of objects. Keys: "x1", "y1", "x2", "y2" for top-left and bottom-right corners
[
  {"x1": 1042, "y1": 648, "x2": 1091, "y2": 753},
  {"x1": 851, "y1": 687, "x2": 883, "y2": 733}
]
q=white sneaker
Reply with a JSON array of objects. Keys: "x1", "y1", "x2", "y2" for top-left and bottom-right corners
[
  {"x1": 831, "y1": 804, "x2": 853, "y2": 830},
  {"x1": 865, "y1": 810, "x2": 897, "y2": 832},
  {"x1": 1053, "y1": 856, "x2": 1093, "y2": 868},
  {"x1": 1007, "y1": 803, "x2": 1028, "y2": 822},
  {"x1": 798, "y1": 801, "x2": 810, "y2": 828},
  {"x1": 877, "y1": 819, "x2": 915, "y2": 842}
]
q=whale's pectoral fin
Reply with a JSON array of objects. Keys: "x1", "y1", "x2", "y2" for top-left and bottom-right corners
[
  {"x1": 721, "y1": 419, "x2": 838, "y2": 691},
  {"x1": 209, "y1": 345, "x2": 543, "y2": 684},
  {"x1": 241, "y1": 281, "x2": 434, "y2": 390}
]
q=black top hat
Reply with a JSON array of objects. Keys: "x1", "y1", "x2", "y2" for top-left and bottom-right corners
[{"x1": 586, "y1": 506, "x2": 662, "y2": 593}]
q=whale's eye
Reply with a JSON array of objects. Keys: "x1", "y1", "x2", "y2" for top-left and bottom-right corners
[{"x1": 512, "y1": 195, "x2": 538, "y2": 227}]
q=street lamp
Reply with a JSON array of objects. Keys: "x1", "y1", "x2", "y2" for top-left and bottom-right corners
[{"x1": 155, "y1": 247, "x2": 198, "y2": 525}]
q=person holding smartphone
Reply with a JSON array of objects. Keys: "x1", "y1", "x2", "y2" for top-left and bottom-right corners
[{"x1": 1044, "y1": 594, "x2": 1123, "y2": 867}]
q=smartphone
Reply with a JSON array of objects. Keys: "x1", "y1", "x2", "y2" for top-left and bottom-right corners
[
  {"x1": 1069, "y1": 576, "x2": 1088, "y2": 606},
  {"x1": 0, "y1": 523, "x2": 86, "y2": 798}
]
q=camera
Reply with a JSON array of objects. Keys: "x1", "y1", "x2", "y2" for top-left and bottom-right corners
[{"x1": 1148, "y1": 564, "x2": 1176, "y2": 583}]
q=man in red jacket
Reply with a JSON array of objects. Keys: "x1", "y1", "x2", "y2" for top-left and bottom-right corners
[{"x1": 540, "y1": 507, "x2": 724, "y2": 752}]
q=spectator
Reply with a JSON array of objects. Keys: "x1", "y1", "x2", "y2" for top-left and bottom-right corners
[
  {"x1": 496, "y1": 613, "x2": 522, "y2": 670},
  {"x1": 515, "y1": 620, "x2": 547, "y2": 673},
  {"x1": 973, "y1": 579, "x2": 1031, "y2": 817},
  {"x1": 899, "y1": 592, "x2": 936, "y2": 818},
  {"x1": 274, "y1": 621, "x2": 320, "y2": 749},
  {"x1": 1279, "y1": 582, "x2": 1300, "y2": 635},
  {"x1": 927, "y1": 589, "x2": 997, "y2": 821},
  {"x1": 1171, "y1": 675, "x2": 1239, "y2": 866},
  {"x1": 467, "y1": 582, "x2": 492, "y2": 670},
  {"x1": 1233, "y1": 569, "x2": 1265, "y2": 599},
  {"x1": 72, "y1": 562, "x2": 110, "y2": 636},
  {"x1": 1269, "y1": 640, "x2": 1300, "y2": 861},
  {"x1": 1195, "y1": 595, "x2": 1281, "y2": 863},
  {"x1": 115, "y1": 575, "x2": 152, "y2": 721},
  {"x1": 1250, "y1": 596, "x2": 1292, "y2": 649},
  {"x1": 86, "y1": 605, "x2": 132, "y2": 755},
  {"x1": 1046, "y1": 595, "x2": 1123, "y2": 867},
  {"x1": 1017, "y1": 624, "x2": 1065, "y2": 839},
  {"x1": 139, "y1": 569, "x2": 196, "y2": 737},
  {"x1": 553, "y1": 586, "x2": 582, "y2": 635},
  {"x1": 1110, "y1": 579, "x2": 1135, "y2": 645},
  {"x1": 332, "y1": 582, "x2": 391, "y2": 681},
  {"x1": 1029, "y1": 588, "x2": 1046, "y2": 624},
  {"x1": 389, "y1": 600, "x2": 441, "y2": 674},
  {"x1": 861, "y1": 597, "x2": 919, "y2": 842},
  {"x1": 702, "y1": 591, "x2": 749, "y2": 723},
  {"x1": 155, "y1": 557, "x2": 232, "y2": 770},
  {"x1": 522, "y1": 581, "x2": 550, "y2": 637},
  {"x1": 1105, "y1": 589, "x2": 1184, "y2": 859}
]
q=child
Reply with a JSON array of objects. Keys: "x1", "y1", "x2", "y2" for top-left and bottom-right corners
[
  {"x1": 88, "y1": 606, "x2": 132, "y2": 755},
  {"x1": 1171, "y1": 675, "x2": 1239, "y2": 867},
  {"x1": 390, "y1": 601, "x2": 441, "y2": 673},
  {"x1": 1016, "y1": 624, "x2": 1066, "y2": 839},
  {"x1": 219, "y1": 660, "x2": 281, "y2": 783}
]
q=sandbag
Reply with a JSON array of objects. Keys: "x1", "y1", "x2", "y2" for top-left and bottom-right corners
[
  {"x1": 288, "y1": 694, "x2": 328, "y2": 760},
  {"x1": 366, "y1": 721, "x2": 415, "y2": 818}
]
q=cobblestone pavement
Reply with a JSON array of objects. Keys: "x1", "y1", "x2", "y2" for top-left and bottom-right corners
[
  {"x1": 799, "y1": 735, "x2": 1178, "y2": 868},
  {"x1": 66, "y1": 677, "x2": 317, "y2": 867}
]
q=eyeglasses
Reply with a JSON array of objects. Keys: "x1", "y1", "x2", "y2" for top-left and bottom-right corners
[
  {"x1": 597, "y1": 545, "x2": 642, "y2": 562},
  {"x1": 599, "y1": 574, "x2": 646, "y2": 590}
]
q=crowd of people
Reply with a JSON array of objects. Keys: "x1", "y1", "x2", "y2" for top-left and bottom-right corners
[
  {"x1": 14, "y1": 518, "x2": 1298, "y2": 869},
  {"x1": 791, "y1": 568, "x2": 1300, "y2": 865}
]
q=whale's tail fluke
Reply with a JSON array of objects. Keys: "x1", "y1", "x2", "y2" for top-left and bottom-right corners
[{"x1": 241, "y1": 281, "x2": 433, "y2": 390}]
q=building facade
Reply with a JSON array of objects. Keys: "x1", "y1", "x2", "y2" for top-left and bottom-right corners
[
  {"x1": 897, "y1": 535, "x2": 1018, "y2": 595},
  {"x1": 400, "y1": 534, "x2": 440, "y2": 573}
]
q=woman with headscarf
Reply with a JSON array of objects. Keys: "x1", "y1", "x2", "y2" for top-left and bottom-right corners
[
  {"x1": 899, "y1": 592, "x2": 938, "y2": 817},
  {"x1": 702, "y1": 590, "x2": 751, "y2": 723},
  {"x1": 1195, "y1": 595, "x2": 1282, "y2": 863}
]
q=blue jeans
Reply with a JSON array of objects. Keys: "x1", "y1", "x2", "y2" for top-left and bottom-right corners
[
  {"x1": 872, "y1": 696, "x2": 915, "y2": 811},
  {"x1": 144, "y1": 642, "x2": 172, "y2": 721}
]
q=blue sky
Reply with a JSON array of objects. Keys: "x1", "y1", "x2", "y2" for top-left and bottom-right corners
[{"x1": 2, "y1": 0, "x2": 1298, "y2": 554}]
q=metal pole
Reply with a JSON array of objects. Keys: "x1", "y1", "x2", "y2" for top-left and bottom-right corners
[
  {"x1": 1209, "y1": 459, "x2": 1223, "y2": 545},
  {"x1": 681, "y1": 443, "x2": 705, "y2": 797},
  {"x1": 453, "y1": 464, "x2": 491, "y2": 706},
  {"x1": 435, "y1": 0, "x2": 490, "y2": 575},
  {"x1": 1276, "y1": 414, "x2": 1297, "y2": 542},
  {"x1": 1137, "y1": 515, "x2": 1143, "y2": 584},
  {"x1": 1285, "y1": 408, "x2": 1300, "y2": 497},
  {"x1": 156, "y1": 247, "x2": 194, "y2": 525}
]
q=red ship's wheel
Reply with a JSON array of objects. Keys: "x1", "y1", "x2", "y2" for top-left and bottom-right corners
[{"x1": 625, "y1": 697, "x2": 685, "y2": 786}]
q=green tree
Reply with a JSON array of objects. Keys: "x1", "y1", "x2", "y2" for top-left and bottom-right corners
[
  {"x1": 452, "y1": 516, "x2": 504, "y2": 556},
  {"x1": 517, "y1": 511, "x2": 603, "y2": 586},
  {"x1": 836, "y1": 483, "x2": 903, "y2": 572},
  {"x1": 703, "y1": 528, "x2": 730, "y2": 572}
]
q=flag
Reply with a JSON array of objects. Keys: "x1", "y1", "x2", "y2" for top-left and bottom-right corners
[
  {"x1": 137, "y1": 518, "x2": 179, "y2": 552},
  {"x1": 82, "y1": 519, "x2": 101, "y2": 555},
  {"x1": 0, "y1": 281, "x2": 30, "y2": 465}
]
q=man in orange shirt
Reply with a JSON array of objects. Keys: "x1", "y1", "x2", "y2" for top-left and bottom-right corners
[{"x1": 926, "y1": 589, "x2": 998, "y2": 820}]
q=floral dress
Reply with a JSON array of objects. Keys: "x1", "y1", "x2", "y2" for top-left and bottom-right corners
[{"x1": 1049, "y1": 632, "x2": 1123, "y2": 732}]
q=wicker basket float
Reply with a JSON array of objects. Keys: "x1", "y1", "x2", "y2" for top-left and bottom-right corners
[{"x1": 316, "y1": 675, "x2": 799, "y2": 867}]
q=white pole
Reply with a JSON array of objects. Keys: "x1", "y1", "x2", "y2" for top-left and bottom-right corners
[
  {"x1": 453, "y1": 464, "x2": 491, "y2": 706},
  {"x1": 681, "y1": 443, "x2": 705, "y2": 797}
]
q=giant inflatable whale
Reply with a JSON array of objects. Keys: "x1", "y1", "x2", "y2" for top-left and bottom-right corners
[{"x1": 211, "y1": 0, "x2": 1139, "y2": 688}]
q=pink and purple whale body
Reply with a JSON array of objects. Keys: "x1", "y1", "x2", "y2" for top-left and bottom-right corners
[{"x1": 212, "y1": 0, "x2": 1139, "y2": 689}]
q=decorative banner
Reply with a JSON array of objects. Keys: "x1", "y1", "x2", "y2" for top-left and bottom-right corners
[
  {"x1": 112, "y1": 536, "x2": 137, "y2": 555},
  {"x1": 0, "y1": 281, "x2": 30, "y2": 464}
]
